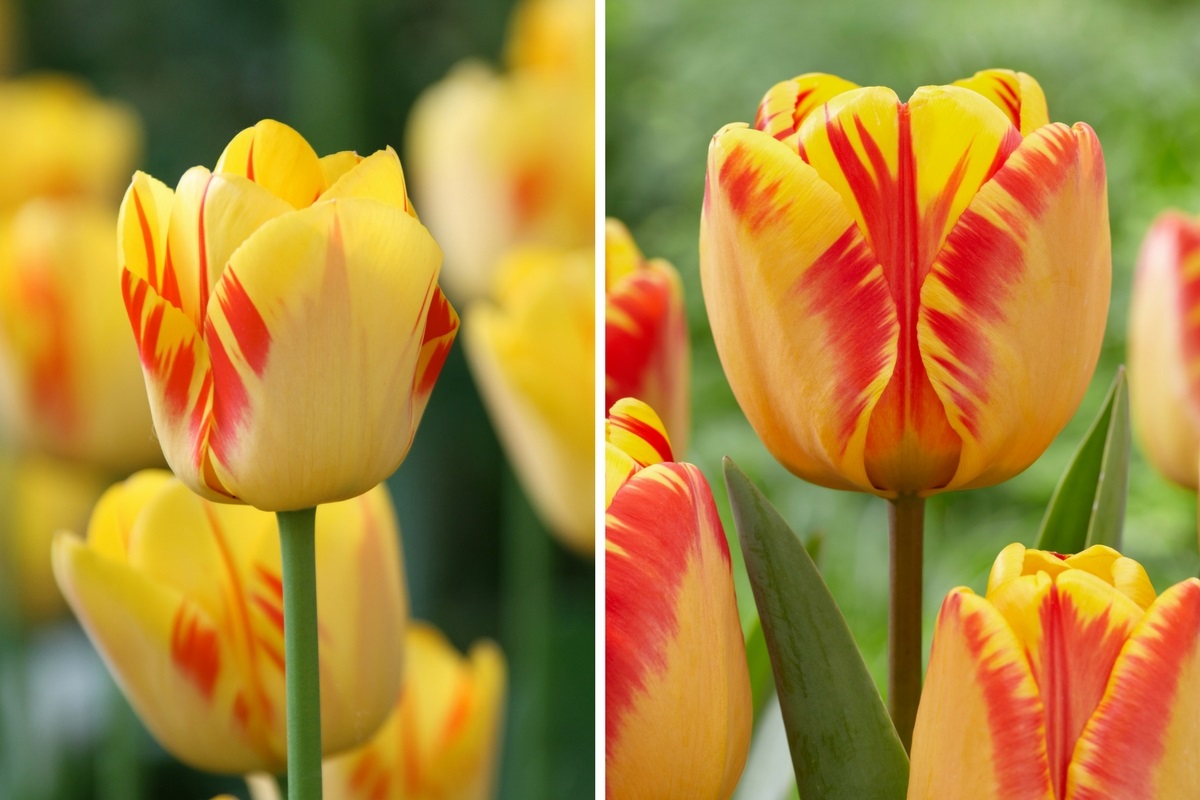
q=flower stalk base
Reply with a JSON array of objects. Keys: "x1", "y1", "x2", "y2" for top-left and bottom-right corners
[{"x1": 888, "y1": 494, "x2": 924, "y2": 753}]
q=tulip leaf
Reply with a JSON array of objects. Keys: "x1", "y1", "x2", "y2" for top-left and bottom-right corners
[
  {"x1": 744, "y1": 615, "x2": 776, "y2": 721},
  {"x1": 1035, "y1": 367, "x2": 1129, "y2": 553},
  {"x1": 724, "y1": 458, "x2": 909, "y2": 799}
]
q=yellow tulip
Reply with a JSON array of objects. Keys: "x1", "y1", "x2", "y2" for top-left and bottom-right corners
[
  {"x1": 52, "y1": 470, "x2": 407, "y2": 774},
  {"x1": 0, "y1": 453, "x2": 107, "y2": 622},
  {"x1": 323, "y1": 622, "x2": 506, "y2": 800},
  {"x1": 0, "y1": 75, "x2": 140, "y2": 210},
  {"x1": 117, "y1": 119, "x2": 458, "y2": 511},
  {"x1": 406, "y1": 0, "x2": 594, "y2": 303},
  {"x1": 0, "y1": 197, "x2": 162, "y2": 470},
  {"x1": 605, "y1": 218, "x2": 690, "y2": 454},
  {"x1": 909, "y1": 543, "x2": 1200, "y2": 798},
  {"x1": 700, "y1": 69, "x2": 1110, "y2": 496},
  {"x1": 1127, "y1": 210, "x2": 1200, "y2": 488},
  {"x1": 465, "y1": 246, "x2": 594, "y2": 555},
  {"x1": 605, "y1": 398, "x2": 752, "y2": 799}
]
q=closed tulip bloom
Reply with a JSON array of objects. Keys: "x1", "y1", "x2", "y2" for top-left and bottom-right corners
[
  {"x1": 606, "y1": 398, "x2": 752, "y2": 799},
  {"x1": 909, "y1": 543, "x2": 1200, "y2": 798},
  {"x1": 701, "y1": 69, "x2": 1109, "y2": 496},
  {"x1": 1128, "y1": 211, "x2": 1200, "y2": 488},
  {"x1": 465, "y1": 246, "x2": 594, "y2": 555},
  {"x1": 0, "y1": 198, "x2": 162, "y2": 470},
  {"x1": 118, "y1": 120, "x2": 457, "y2": 511},
  {"x1": 605, "y1": 218, "x2": 690, "y2": 454},
  {"x1": 323, "y1": 622, "x2": 506, "y2": 800},
  {"x1": 52, "y1": 471, "x2": 407, "y2": 774}
]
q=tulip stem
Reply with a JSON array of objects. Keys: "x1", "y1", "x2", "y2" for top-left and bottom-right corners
[
  {"x1": 278, "y1": 507, "x2": 322, "y2": 800},
  {"x1": 887, "y1": 494, "x2": 924, "y2": 753}
]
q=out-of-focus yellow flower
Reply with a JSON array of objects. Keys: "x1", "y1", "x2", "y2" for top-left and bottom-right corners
[
  {"x1": 0, "y1": 75, "x2": 139, "y2": 211},
  {"x1": 52, "y1": 470, "x2": 407, "y2": 774},
  {"x1": 605, "y1": 218, "x2": 690, "y2": 453},
  {"x1": 909, "y1": 543, "x2": 1200, "y2": 798},
  {"x1": 0, "y1": 198, "x2": 161, "y2": 470},
  {"x1": 605, "y1": 398, "x2": 752, "y2": 798},
  {"x1": 701, "y1": 69, "x2": 1109, "y2": 496},
  {"x1": 1127, "y1": 210, "x2": 1200, "y2": 489},
  {"x1": 465, "y1": 246, "x2": 594, "y2": 555},
  {"x1": 407, "y1": 0, "x2": 594, "y2": 303},
  {"x1": 0, "y1": 453, "x2": 107, "y2": 623},
  {"x1": 323, "y1": 622, "x2": 506, "y2": 800},
  {"x1": 118, "y1": 119, "x2": 458, "y2": 511}
]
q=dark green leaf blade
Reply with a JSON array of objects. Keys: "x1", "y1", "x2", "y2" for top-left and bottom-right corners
[{"x1": 724, "y1": 458, "x2": 909, "y2": 800}]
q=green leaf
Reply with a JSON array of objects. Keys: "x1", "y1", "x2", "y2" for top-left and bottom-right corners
[
  {"x1": 724, "y1": 458, "x2": 909, "y2": 800},
  {"x1": 744, "y1": 615, "x2": 775, "y2": 721},
  {"x1": 1035, "y1": 367, "x2": 1130, "y2": 553}
]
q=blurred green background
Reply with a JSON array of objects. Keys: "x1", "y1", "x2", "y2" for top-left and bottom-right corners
[
  {"x1": 1, "y1": 1, "x2": 593, "y2": 798},
  {"x1": 608, "y1": 0, "x2": 1200, "y2": 792}
]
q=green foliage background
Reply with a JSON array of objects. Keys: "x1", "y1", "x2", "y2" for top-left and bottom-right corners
[{"x1": 607, "y1": 0, "x2": 1200, "y2": 760}]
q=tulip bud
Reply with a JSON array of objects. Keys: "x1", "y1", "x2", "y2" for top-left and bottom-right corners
[
  {"x1": 701, "y1": 69, "x2": 1110, "y2": 496},
  {"x1": 605, "y1": 398, "x2": 752, "y2": 798},
  {"x1": 52, "y1": 471, "x2": 407, "y2": 774}
]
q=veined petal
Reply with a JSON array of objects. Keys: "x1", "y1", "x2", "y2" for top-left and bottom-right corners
[
  {"x1": 753, "y1": 73, "x2": 860, "y2": 151},
  {"x1": 166, "y1": 168, "x2": 294, "y2": 328},
  {"x1": 320, "y1": 147, "x2": 417, "y2": 219},
  {"x1": 51, "y1": 532, "x2": 276, "y2": 774},
  {"x1": 908, "y1": 589, "x2": 1053, "y2": 799},
  {"x1": 954, "y1": 69, "x2": 1050, "y2": 136},
  {"x1": 701, "y1": 123, "x2": 897, "y2": 492},
  {"x1": 919, "y1": 122, "x2": 1109, "y2": 491},
  {"x1": 606, "y1": 463, "x2": 751, "y2": 799},
  {"x1": 1066, "y1": 579, "x2": 1200, "y2": 799},
  {"x1": 201, "y1": 199, "x2": 442, "y2": 510},
  {"x1": 118, "y1": 171, "x2": 176, "y2": 302},
  {"x1": 215, "y1": 120, "x2": 324, "y2": 210}
]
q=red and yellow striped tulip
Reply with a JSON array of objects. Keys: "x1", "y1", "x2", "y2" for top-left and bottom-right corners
[
  {"x1": 323, "y1": 622, "x2": 506, "y2": 800},
  {"x1": 51, "y1": 470, "x2": 407, "y2": 774},
  {"x1": 701, "y1": 69, "x2": 1110, "y2": 496},
  {"x1": 605, "y1": 218, "x2": 690, "y2": 454},
  {"x1": 406, "y1": 0, "x2": 594, "y2": 303},
  {"x1": 118, "y1": 119, "x2": 457, "y2": 511},
  {"x1": 605, "y1": 398, "x2": 751, "y2": 798},
  {"x1": 0, "y1": 198, "x2": 162, "y2": 470},
  {"x1": 909, "y1": 542, "x2": 1200, "y2": 798},
  {"x1": 1128, "y1": 210, "x2": 1200, "y2": 488},
  {"x1": 465, "y1": 246, "x2": 594, "y2": 555}
]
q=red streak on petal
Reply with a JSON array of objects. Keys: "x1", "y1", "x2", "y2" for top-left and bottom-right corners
[
  {"x1": 720, "y1": 145, "x2": 784, "y2": 235},
  {"x1": 1170, "y1": 221, "x2": 1200, "y2": 409},
  {"x1": 992, "y1": 124, "x2": 1075, "y2": 218},
  {"x1": 160, "y1": 247, "x2": 183, "y2": 309},
  {"x1": 256, "y1": 565, "x2": 283, "y2": 600},
  {"x1": 991, "y1": 75, "x2": 1022, "y2": 128},
  {"x1": 245, "y1": 136, "x2": 256, "y2": 182},
  {"x1": 205, "y1": 321, "x2": 249, "y2": 466},
  {"x1": 162, "y1": 338, "x2": 197, "y2": 416},
  {"x1": 233, "y1": 691, "x2": 250, "y2": 730},
  {"x1": 349, "y1": 749, "x2": 389, "y2": 800},
  {"x1": 216, "y1": 271, "x2": 271, "y2": 377},
  {"x1": 440, "y1": 678, "x2": 474, "y2": 746},
  {"x1": 133, "y1": 188, "x2": 159, "y2": 292},
  {"x1": 606, "y1": 272, "x2": 671, "y2": 415},
  {"x1": 253, "y1": 593, "x2": 285, "y2": 634},
  {"x1": 198, "y1": 176, "x2": 213, "y2": 322},
  {"x1": 609, "y1": 406, "x2": 673, "y2": 465},
  {"x1": 170, "y1": 604, "x2": 221, "y2": 700}
]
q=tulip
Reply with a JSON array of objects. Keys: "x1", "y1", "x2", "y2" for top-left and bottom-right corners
[
  {"x1": 323, "y1": 622, "x2": 506, "y2": 800},
  {"x1": 51, "y1": 470, "x2": 407, "y2": 774},
  {"x1": 909, "y1": 543, "x2": 1200, "y2": 798},
  {"x1": 0, "y1": 75, "x2": 140, "y2": 211},
  {"x1": 605, "y1": 397, "x2": 752, "y2": 798},
  {"x1": 0, "y1": 198, "x2": 162, "y2": 470},
  {"x1": 406, "y1": 0, "x2": 594, "y2": 303},
  {"x1": 1127, "y1": 210, "x2": 1200, "y2": 488},
  {"x1": 465, "y1": 246, "x2": 594, "y2": 555},
  {"x1": 700, "y1": 68, "x2": 1110, "y2": 496},
  {"x1": 605, "y1": 218, "x2": 690, "y2": 454},
  {"x1": 117, "y1": 119, "x2": 458, "y2": 511}
]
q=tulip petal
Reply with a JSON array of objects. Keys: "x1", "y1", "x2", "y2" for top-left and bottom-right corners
[
  {"x1": 954, "y1": 69, "x2": 1050, "y2": 136},
  {"x1": 754, "y1": 73, "x2": 860, "y2": 150},
  {"x1": 606, "y1": 462, "x2": 752, "y2": 799},
  {"x1": 409, "y1": 284, "x2": 459, "y2": 436},
  {"x1": 118, "y1": 171, "x2": 176, "y2": 305},
  {"x1": 215, "y1": 120, "x2": 325, "y2": 210},
  {"x1": 52, "y1": 532, "x2": 277, "y2": 774},
  {"x1": 700, "y1": 123, "x2": 897, "y2": 492},
  {"x1": 606, "y1": 396, "x2": 673, "y2": 467},
  {"x1": 919, "y1": 122, "x2": 1109, "y2": 490},
  {"x1": 201, "y1": 198, "x2": 442, "y2": 510},
  {"x1": 319, "y1": 151, "x2": 363, "y2": 190},
  {"x1": 321, "y1": 147, "x2": 417, "y2": 219},
  {"x1": 1066, "y1": 579, "x2": 1200, "y2": 799}
]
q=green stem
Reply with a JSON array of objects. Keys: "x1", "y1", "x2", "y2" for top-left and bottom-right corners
[
  {"x1": 278, "y1": 507, "x2": 322, "y2": 800},
  {"x1": 887, "y1": 494, "x2": 924, "y2": 753}
]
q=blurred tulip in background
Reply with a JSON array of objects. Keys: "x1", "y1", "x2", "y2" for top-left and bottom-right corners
[
  {"x1": 118, "y1": 119, "x2": 458, "y2": 511},
  {"x1": 909, "y1": 543, "x2": 1200, "y2": 798},
  {"x1": 700, "y1": 69, "x2": 1110, "y2": 496},
  {"x1": 52, "y1": 471, "x2": 407, "y2": 774},
  {"x1": 324, "y1": 621, "x2": 506, "y2": 800},
  {"x1": 605, "y1": 218, "x2": 690, "y2": 453},
  {"x1": 605, "y1": 398, "x2": 751, "y2": 799}
]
